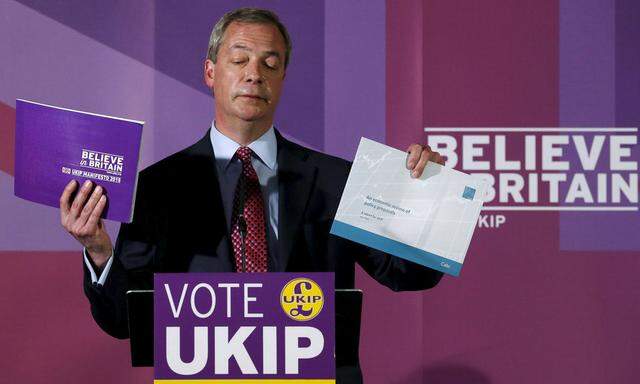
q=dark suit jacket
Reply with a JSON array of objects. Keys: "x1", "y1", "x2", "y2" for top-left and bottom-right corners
[{"x1": 83, "y1": 128, "x2": 443, "y2": 381}]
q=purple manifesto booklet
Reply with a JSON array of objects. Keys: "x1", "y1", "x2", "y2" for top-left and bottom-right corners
[{"x1": 14, "y1": 99, "x2": 143, "y2": 223}]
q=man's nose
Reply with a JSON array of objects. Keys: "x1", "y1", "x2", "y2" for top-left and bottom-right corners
[{"x1": 244, "y1": 60, "x2": 264, "y2": 84}]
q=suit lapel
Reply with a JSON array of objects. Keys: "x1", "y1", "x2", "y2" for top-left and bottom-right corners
[
  {"x1": 276, "y1": 130, "x2": 318, "y2": 271},
  {"x1": 181, "y1": 129, "x2": 234, "y2": 270}
]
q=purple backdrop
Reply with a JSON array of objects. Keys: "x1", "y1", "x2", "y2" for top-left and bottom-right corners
[{"x1": 1, "y1": 1, "x2": 638, "y2": 383}]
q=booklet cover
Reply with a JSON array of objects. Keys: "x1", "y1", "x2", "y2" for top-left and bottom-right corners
[
  {"x1": 330, "y1": 137, "x2": 487, "y2": 276},
  {"x1": 14, "y1": 99, "x2": 143, "y2": 223}
]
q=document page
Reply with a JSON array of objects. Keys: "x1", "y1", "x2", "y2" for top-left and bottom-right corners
[{"x1": 330, "y1": 138, "x2": 487, "y2": 276}]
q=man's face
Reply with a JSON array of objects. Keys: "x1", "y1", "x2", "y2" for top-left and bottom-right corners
[{"x1": 205, "y1": 21, "x2": 286, "y2": 126}]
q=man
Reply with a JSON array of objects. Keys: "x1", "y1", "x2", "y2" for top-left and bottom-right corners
[{"x1": 60, "y1": 7, "x2": 444, "y2": 382}]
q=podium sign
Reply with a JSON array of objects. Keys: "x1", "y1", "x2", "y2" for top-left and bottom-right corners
[{"x1": 154, "y1": 272, "x2": 335, "y2": 383}]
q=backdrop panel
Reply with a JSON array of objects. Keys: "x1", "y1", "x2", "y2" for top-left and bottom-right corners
[{"x1": 0, "y1": 1, "x2": 638, "y2": 383}]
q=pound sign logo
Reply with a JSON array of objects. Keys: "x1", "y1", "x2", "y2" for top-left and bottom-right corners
[{"x1": 280, "y1": 278, "x2": 324, "y2": 321}]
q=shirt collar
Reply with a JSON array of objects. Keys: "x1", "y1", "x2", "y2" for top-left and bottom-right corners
[{"x1": 210, "y1": 121, "x2": 277, "y2": 171}]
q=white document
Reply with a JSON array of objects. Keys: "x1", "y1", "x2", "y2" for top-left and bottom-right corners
[{"x1": 330, "y1": 137, "x2": 487, "y2": 276}]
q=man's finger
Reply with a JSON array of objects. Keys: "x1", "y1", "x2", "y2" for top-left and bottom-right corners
[
  {"x1": 412, "y1": 148, "x2": 431, "y2": 178},
  {"x1": 60, "y1": 180, "x2": 78, "y2": 222},
  {"x1": 84, "y1": 195, "x2": 107, "y2": 232},
  {"x1": 432, "y1": 152, "x2": 445, "y2": 165},
  {"x1": 78, "y1": 185, "x2": 103, "y2": 228},
  {"x1": 428, "y1": 151, "x2": 439, "y2": 164},
  {"x1": 405, "y1": 143, "x2": 423, "y2": 170},
  {"x1": 69, "y1": 180, "x2": 93, "y2": 219}
]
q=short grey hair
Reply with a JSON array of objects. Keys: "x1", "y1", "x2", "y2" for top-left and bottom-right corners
[{"x1": 207, "y1": 8, "x2": 292, "y2": 68}]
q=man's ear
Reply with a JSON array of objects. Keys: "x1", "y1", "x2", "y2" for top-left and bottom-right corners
[{"x1": 203, "y1": 59, "x2": 215, "y2": 90}]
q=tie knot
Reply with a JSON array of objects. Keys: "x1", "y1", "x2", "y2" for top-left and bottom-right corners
[{"x1": 235, "y1": 146, "x2": 253, "y2": 164}]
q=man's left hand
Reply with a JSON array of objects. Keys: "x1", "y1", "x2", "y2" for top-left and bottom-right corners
[{"x1": 405, "y1": 143, "x2": 445, "y2": 178}]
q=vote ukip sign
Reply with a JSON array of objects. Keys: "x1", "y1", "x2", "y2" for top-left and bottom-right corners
[{"x1": 154, "y1": 272, "x2": 335, "y2": 383}]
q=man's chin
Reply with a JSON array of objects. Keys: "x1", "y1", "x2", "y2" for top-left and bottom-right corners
[
  {"x1": 232, "y1": 106, "x2": 271, "y2": 121},
  {"x1": 235, "y1": 111, "x2": 268, "y2": 122}
]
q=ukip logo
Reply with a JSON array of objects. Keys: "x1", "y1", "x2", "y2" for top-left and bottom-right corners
[{"x1": 280, "y1": 278, "x2": 324, "y2": 321}]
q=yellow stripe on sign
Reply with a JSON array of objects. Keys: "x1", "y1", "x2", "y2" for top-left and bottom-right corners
[{"x1": 154, "y1": 380, "x2": 335, "y2": 384}]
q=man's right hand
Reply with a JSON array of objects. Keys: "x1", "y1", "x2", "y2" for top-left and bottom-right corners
[{"x1": 60, "y1": 179, "x2": 113, "y2": 269}]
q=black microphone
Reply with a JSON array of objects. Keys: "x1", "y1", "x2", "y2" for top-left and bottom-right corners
[{"x1": 238, "y1": 214, "x2": 248, "y2": 273}]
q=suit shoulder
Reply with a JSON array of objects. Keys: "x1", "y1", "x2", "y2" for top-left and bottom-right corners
[
  {"x1": 136, "y1": 140, "x2": 204, "y2": 187},
  {"x1": 287, "y1": 140, "x2": 352, "y2": 174}
]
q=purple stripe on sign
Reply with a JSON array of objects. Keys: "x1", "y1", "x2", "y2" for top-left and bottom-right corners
[
  {"x1": 324, "y1": 0, "x2": 386, "y2": 160},
  {"x1": 559, "y1": 0, "x2": 615, "y2": 126},
  {"x1": 616, "y1": 0, "x2": 640, "y2": 127},
  {"x1": 558, "y1": 0, "x2": 639, "y2": 251},
  {"x1": 603, "y1": 0, "x2": 640, "y2": 373}
]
